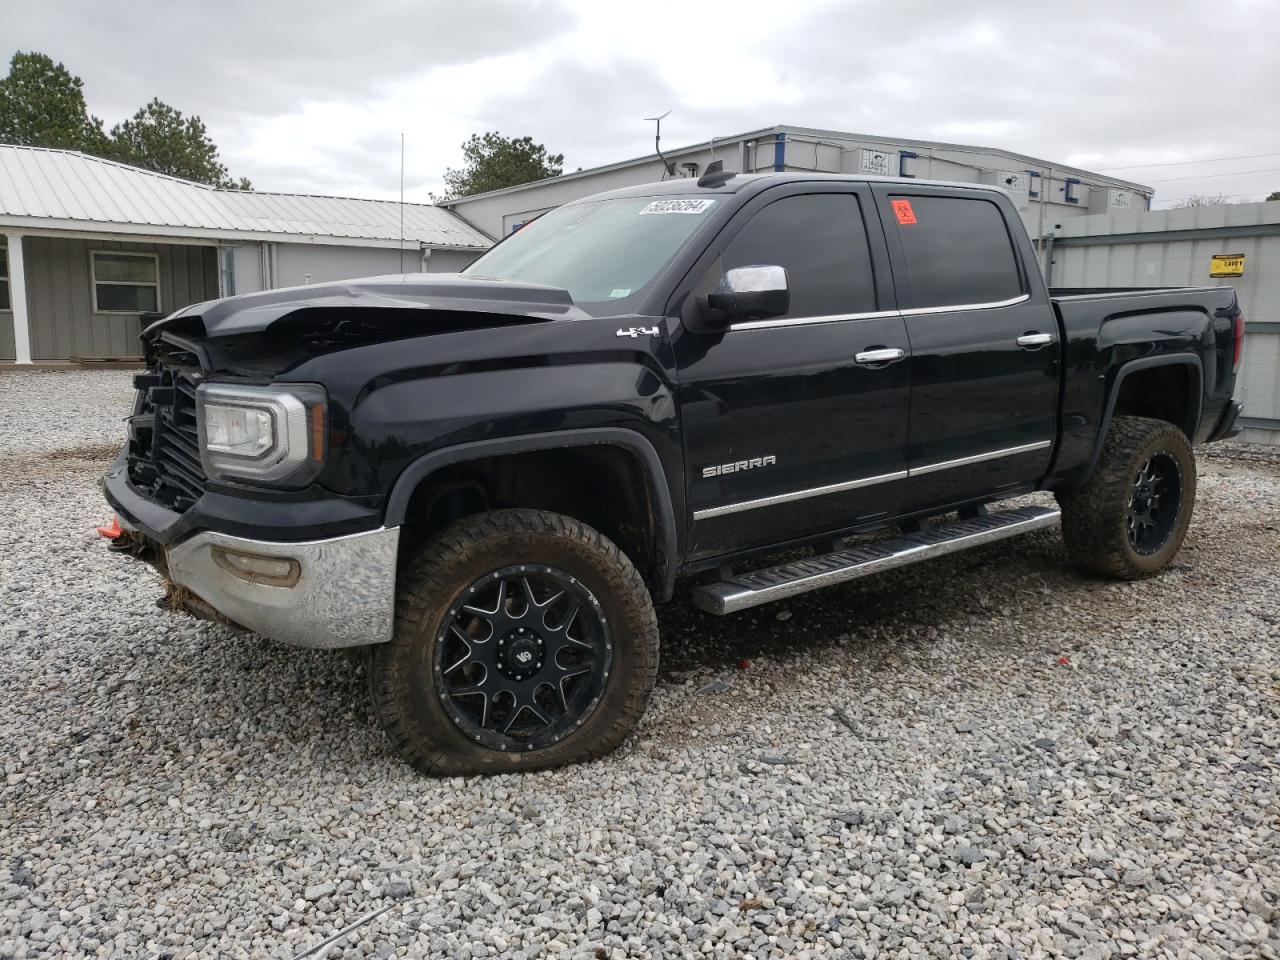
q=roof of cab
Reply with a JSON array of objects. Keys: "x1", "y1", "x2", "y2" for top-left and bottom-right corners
[{"x1": 572, "y1": 171, "x2": 1013, "y2": 205}]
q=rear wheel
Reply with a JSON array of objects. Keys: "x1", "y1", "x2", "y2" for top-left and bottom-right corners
[
  {"x1": 370, "y1": 509, "x2": 659, "y2": 775},
  {"x1": 1056, "y1": 415, "x2": 1196, "y2": 580}
]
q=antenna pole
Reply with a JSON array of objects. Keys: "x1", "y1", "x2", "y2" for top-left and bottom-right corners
[
  {"x1": 645, "y1": 111, "x2": 675, "y2": 180},
  {"x1": 399, "y1": 132, "x2": 405, "y2": 274}
]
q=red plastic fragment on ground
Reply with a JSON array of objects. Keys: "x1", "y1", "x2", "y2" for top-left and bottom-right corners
[{"x1": 96, "y1": 516, "x2": 123, "y2": 540}]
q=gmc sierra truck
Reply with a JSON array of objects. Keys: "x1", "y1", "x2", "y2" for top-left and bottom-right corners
[{"x1": 102, "y1": 167, "x2": 1246, "y2": 775}]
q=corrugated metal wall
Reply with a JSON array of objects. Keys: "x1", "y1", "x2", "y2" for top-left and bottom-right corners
[
  {"x1": 1051, "y1": 202, "x2": 1280, "y2": 444},
  {"x1": 221, "y1": 241, "x2": 481, "y2": 297},
  {"x1": 2, "y1": 232, "x2": 483, "y2": 361},
  {"x1": 22, "y1": 237, "x2": 217, "y2": 360},
  {"x1": 0, "y1": 302, "x2": 14, "y2": 360},
  {"x1": 271, "y1": 243, "x2": 479, "y2": 288}
]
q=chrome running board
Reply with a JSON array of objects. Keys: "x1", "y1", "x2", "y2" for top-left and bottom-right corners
[{"x1": 691, "y1": 505, "x2": 1061, "y2": 615}]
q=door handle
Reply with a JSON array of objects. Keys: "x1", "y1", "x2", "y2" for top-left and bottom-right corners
[
  {"x1": 1016, "y1": 332, "x2": 1053, "y2": 349},
  {"x1": 854, "y1": 347, "x2": 906, "y2": 365}
]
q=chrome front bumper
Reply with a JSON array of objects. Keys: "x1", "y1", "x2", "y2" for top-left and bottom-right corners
[{"x1": 162, "y1": 526, "x2": 401, "y2": 649}]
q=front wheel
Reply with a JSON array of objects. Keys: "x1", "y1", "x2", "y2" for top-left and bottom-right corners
[
  {"x1": 1056, "y1": 415, "x2": 1197, "y2": 580},
  {"x1": 369, "y1": 509, "x2": 659, "y2": 775}
]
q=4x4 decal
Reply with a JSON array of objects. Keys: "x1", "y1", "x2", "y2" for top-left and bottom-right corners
[{"x1": 616, "y1": 326, "x2": 661, "y2": 339}]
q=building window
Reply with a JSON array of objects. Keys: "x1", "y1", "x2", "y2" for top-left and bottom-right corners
[
  {"x1": 0, "y1": 249, "x2": 9, "y2": 311},
  {"x1": 92, "y1": 251, "x2": 160, "y2": 314}
]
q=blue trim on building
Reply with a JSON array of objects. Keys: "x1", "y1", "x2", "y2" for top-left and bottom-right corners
[
  {"x1": 1025, "y1": 170, "x2": 1041, "y2": 198},
  {"x1": 1064, "y1": 177, "x2": 1080, "y2": 204},
  {"x1": 899, "y1": 150, "x2": 918, "y2": 177},
  {"x1": 774, "y1": 133, "x2": 786, "y2": 172}
]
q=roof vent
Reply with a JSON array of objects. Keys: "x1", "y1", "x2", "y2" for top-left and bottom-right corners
[{"x1": 697, "y1": 160, "x2": 737, "y2": 189}]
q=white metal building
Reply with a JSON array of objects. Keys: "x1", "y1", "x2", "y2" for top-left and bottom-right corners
[
  {"x1": 0, "y1": 146, "x2": 490, "y2": 363},
  {"x1": 441, "y1": 124, "x2": 1154, "y2": 241}
]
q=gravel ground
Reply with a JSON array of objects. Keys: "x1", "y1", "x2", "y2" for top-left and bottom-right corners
[{"x1": 2, "y1": 368, "x2": 1278, "y2": 960}]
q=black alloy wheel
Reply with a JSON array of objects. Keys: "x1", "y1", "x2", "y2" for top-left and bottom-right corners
[
  {"x1": 370, "y1": 508, "x2": 659, "y2": 775},
  {"x1": 437, "y1": 565, "x2": 611, "y2": 751},
  {"x1": 1056, "y1": 415, "x2": 1197, "y2": 580},
  {"x1": 1125, "y1": 451, "x2": 1182, "y2": 555}
]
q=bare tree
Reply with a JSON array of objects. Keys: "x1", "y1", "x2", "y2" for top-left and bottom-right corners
[{"x1": 1169, "y1": 193, "x2": 1231, "y2": 208}]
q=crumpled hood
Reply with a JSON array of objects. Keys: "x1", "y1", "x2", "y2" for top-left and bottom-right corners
[{"x1": 145, "y1": 272, "x2": 588, "y2": 339}]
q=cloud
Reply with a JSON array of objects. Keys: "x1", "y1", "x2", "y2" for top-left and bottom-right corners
[
  {"x1": 763, "y1": 0, "x2": 1280, "y2": 193},
  {"x1": 2, "y1": 0, "x2": 575, "y2": 120},
  {"x1": 2, "y1": 0, "x2": 1278, "y2": 205}
]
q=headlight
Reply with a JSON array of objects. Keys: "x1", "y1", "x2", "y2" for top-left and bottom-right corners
[{"x1": 196, "y1": 383, "x2": 327, "y2": 486}]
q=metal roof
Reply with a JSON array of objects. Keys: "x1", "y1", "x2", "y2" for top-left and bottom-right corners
[
  {"x1": 444, "y1": 123, "x2": 1153, "y2": 205},
  {"x1": 0, "y1": 145, "x2": 491, "y2": 250}
]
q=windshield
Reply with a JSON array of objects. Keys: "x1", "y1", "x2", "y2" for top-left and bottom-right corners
[{"x1": 462, "y1": 196, "x2": 717, "y2": 313}]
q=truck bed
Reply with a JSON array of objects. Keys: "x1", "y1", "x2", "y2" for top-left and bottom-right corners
[
  {"x1": 1050, "y1": 285, "x2": 1236, "y2": 331},
  {"x1": 1047, "y1": 284, "x2": 1240, "y2": 486}
]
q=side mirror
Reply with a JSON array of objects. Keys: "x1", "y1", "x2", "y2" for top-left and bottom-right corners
[{"x1": 698, "y1": 265, "x2": 789, "y2": 330}]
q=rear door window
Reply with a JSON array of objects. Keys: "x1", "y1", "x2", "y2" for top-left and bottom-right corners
[
  {"x1": 708, "y1": 193, "x2": 877, "y2": 319},
  {"x1": 888, "y1": 195, "x2": 1023, "y2": 308}
]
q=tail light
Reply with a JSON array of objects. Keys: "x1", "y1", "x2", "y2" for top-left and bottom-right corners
[{"x1": 1233, "y1": 311, "x2": 1245, "y2": 374}]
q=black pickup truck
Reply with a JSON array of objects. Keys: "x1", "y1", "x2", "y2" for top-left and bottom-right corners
[{"x1": 103, "y1": 168, "x2": 1245, "y2": 774}]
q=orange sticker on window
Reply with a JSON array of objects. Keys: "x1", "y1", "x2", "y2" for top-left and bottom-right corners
[{"x1": 892, "y1": 199, "x2": 917, "y2": 225}]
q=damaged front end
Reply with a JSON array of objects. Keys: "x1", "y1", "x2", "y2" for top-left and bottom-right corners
[
  {"x1": 142, "y1": 272, "x2": 587, "y2": 377},
  {"x1": 104, "y1": 506, "x2": 401, "y2": 649},
  {"x1": 103, "y1": 523, "x2": 245, "y2": 631},
  {"x1": 105, "y1": 273, "x2": 585, "y2": 649}
]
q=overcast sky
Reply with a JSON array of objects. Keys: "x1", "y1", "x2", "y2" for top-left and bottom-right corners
[{"x1": 3, "y1": 0, "x2": 1278, "y2": 208}]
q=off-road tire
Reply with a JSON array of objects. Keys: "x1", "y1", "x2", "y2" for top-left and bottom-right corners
[
  {"x1": 1056, "y1": 415, "x2": 1196, "y2": 580},
  {"x1": 369, "y1": 509, "x2": 659, "y2": 775}
]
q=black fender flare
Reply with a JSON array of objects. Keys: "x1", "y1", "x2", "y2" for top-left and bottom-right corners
[
  {"x1": 1084, "y1": 354, "x2": 1203, "y2": 478},
  {"x1": 383, "y1": 428, "x2": 679, "y2": 601}
]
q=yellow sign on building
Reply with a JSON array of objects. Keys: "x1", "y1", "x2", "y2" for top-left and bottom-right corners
[{"x1": 1210, "y1": 253, "x2": 1245, "y2": 278}]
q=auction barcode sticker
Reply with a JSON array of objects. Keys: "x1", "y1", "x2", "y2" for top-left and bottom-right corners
[
  {"x1": 639, "y1": 199, "x2": 716, "y2": 215},
  {"x1": 892, "y1": 199, "x2": 917, "y2": 225}
]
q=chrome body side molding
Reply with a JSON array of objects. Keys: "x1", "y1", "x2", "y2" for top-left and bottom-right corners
[
  {"x1": 731, "y1": 309, "x2": 899, "y2": 332},
  {"x1": 898, "y1": 293, "x2": 1031, "y2": 317},
  {"x1": 907, "y1": 439, "x2": 1052, "y2": 477},
  {"x1": 694, "y1": 469, "x2": 908, "y2": 521},
  {"x1": 694, "y1": 440, "x2": 1052, "y2": 521},
  {"x1": 729, "y1": 293, "x2": 1031, "y2": 332}
]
